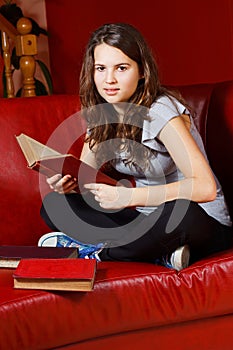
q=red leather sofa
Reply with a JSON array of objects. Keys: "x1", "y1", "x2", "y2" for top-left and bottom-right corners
[{"x1": 0, "y1": 81, "x2": 232, "y2": 350}]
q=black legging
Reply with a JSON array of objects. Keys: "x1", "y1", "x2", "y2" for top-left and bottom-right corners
[{"x1": 40, "y1": 192, "x2": 232, "y2": 264}]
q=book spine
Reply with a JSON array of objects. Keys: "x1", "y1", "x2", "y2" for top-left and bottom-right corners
[{"x1": 29, "y1": 162, "x2": 57, "y2": 177}]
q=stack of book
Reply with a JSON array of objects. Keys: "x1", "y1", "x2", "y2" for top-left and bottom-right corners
[{"x1": 0, "y1": 246, "x2": 97, "y2": 291}]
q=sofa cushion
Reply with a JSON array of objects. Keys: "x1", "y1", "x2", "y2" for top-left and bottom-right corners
[{"x1": 1, "y1": 248, "x2": 233, "y2": 350}]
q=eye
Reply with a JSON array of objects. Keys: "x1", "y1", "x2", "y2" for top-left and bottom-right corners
[
  {"x1": 95, "y1": 65, "x2": 105, "y2": 72},
  {"x1": 117, "y1": 65, "x2": 128, "y2": 72}
]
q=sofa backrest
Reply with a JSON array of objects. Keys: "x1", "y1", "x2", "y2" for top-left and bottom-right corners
[
  {"x1": 0, "y1": 81, "x2": 232, "y2": 246},
  {"x1": 206, "y1": 81, "x2": 233, "y2": 219},
  {"x1": 178, "y1": 81, "x2": 233, "y2": 220}
]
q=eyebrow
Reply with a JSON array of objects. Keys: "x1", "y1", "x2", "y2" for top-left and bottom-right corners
[{"x1": 94, "y1": 63, "x2": 131, "y2": 67}]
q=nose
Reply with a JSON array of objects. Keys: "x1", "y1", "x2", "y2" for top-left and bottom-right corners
[{"x1": 105, "y1": 69, "x2": 117, "y2": 84}]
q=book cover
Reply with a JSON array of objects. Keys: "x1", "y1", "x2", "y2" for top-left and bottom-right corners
[
  {"x1": 0, "y1": 246, "x2": 78, "y2": 268},
  {"x1": 13, "y1": 258, "x2": 97, "y2": 291},
  {"x1": 15, "y1": 133, "x2": 118, "y2": 192}
]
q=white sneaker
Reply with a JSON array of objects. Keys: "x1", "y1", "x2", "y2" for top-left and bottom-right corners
[
  {"x1": 157, "y1": 245, "x2": 190, "y2": 271},
  {"x1": 38, "y1": 232, "x2": 104, "y2": 261},
  {"x1": 38, "y1": 232, "x2": 68, "y2": 247},
  {"x1": 170, "y1": 245, "x2": 190, "y2": 271}
]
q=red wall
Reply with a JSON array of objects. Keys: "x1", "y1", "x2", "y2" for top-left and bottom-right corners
[{"x1": 45, "y1": 0, "x2": 233, "y2": 95}]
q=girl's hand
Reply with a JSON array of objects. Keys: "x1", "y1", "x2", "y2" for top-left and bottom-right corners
[
  {"x1": 84, "y1": 183, "x2": 133, "y2": 209},
  {"x1": 46, "y1": 174, "x2": 78, "y2": 194}
]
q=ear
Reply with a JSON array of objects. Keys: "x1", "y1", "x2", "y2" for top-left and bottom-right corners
[{"x1": 139, "y1": 69, "x2": 145, "y2": 80}]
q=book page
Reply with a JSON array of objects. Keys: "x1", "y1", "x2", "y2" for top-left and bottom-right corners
[{"x1": 16, "y1": 133, "x2": 62, "y2": 166}]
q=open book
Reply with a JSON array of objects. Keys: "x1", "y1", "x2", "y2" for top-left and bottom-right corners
[{"x1": 15, "y1": 133, "x2": 118, "y2": 192}]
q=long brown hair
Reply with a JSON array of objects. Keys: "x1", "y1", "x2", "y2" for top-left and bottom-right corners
[{"x1": 79, "y1": 23, "x2": 188, "y2": 169}]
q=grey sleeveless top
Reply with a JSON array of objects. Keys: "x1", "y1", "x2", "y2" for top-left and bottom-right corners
[{"x1": 113, "y1": 96, "x2": 232, "y2": 226}]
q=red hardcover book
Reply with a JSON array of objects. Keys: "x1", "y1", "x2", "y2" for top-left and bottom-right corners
[
  {"x1": 13, "y1": 258, "x2": 97, "y2": 291},
  {"x1": 38, "y1": 155, "x2": 117, "y2": 190}
]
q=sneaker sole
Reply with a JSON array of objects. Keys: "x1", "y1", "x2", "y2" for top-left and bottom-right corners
[{"x1": 38, "y1": 232, "x2": 65, "y2": 247}]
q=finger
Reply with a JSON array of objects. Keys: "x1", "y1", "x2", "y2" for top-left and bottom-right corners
[
  {"x1": 94, "y1": 195, "x2": 101, "y2": 202},
  {"x1": 46, "y1": 174, "x2": 62, "y2": 186},
  {"x1": 57, "y1": 181, "x2": 78, "y2": 194},
  {"x1": 90, "y1": 189, "x2": 99, "y2": 196},
  {"x1": 48, "y1": 175, "x2": 72, "y2": 191},
  {"x1": 84, "y1": 184, "x2": 99, "y2": 196},
  {"x1": 83, "y1": 183, "x2": 99, "y2": 190},
  {"x1": 62, "y1": 178, "x2": 78, "y2": 192},
  {"x1": 53, "y1": 175, "x2": 75, "y2": 192}
]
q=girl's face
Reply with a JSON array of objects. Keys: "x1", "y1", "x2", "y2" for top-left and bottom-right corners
[{"x1": 94, "y1": 43, "x2": 142, "y2": 103}]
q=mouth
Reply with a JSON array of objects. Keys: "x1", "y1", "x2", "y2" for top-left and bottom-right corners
[{"x1": 104, "y1": 88, "x2": 119, "y2": 96}]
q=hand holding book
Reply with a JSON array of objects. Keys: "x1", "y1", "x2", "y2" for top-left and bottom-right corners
[
  {"x1": 46, "y1": 174, "x2": 79, "y2": 194},
  {"x1": 15, "y1": 133, "x2": 118, "y2": 193}
]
